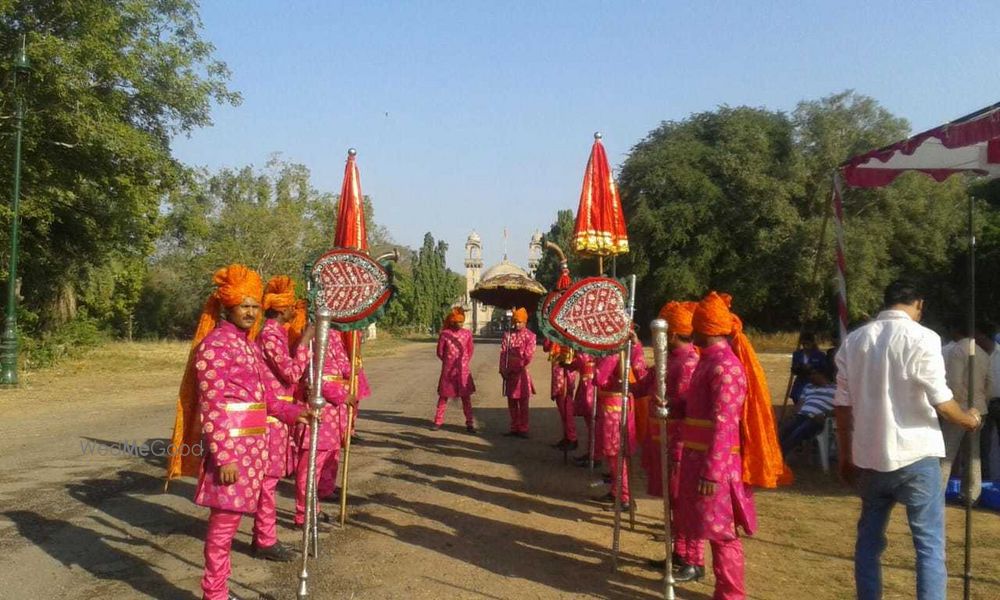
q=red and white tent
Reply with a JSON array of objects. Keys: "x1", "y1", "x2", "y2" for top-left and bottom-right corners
[
  {"x1": 832, "y1": 101, "x2": 1000, "y2": 337},
  {"x1": 833, "y1": 101, "x2": 1000, "y2": 600}
]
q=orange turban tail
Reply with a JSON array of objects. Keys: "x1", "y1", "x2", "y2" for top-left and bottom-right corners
[
  {"x1": 693, "y1": 291, "x2": 792, "y2": 489},
  {"x1": 287, "y1": 299, "x2": 308, "y2": 348},
  {"x1": 167, "y1": 264, "x2": 264, "y2": 484},
  {"x1": 263, "y1": 275, "x2": 297, "y2": 312},
  {"x1": 659, "y1": 300, "x2": 697, "y2": 337},
  {"x1": 512, "y1": 307, "x2": 528, "y2": 324}
]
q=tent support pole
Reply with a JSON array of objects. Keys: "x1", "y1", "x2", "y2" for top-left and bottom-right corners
[{"x1": 963, "y1": 194, "x2": 975, "y2": 600}]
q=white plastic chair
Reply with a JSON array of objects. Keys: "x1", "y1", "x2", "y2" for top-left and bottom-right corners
[{"x1": 815, "y1": 416, "x2": 837, "y2": 473}]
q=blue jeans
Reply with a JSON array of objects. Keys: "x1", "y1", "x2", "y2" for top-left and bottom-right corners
[{"x1": 855, "y1": 456, "x2": 946, "y2": 600}]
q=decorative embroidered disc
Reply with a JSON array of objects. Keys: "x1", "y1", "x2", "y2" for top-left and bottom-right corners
[
  {"x1": 311, "y1": 249, "x2": 392, "y2": 325},
  {"x1": 545, "y1": 277, "x2": 629, "y2": 353}
]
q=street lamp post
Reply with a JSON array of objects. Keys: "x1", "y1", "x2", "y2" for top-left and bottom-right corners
[{"x1": 1, "y1": 36, "x2": 31, "y2": 386}]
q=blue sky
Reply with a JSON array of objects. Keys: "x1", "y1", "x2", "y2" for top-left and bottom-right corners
[{"x1": 171, "y1": 1, "x2": 1000, "y2": 273}]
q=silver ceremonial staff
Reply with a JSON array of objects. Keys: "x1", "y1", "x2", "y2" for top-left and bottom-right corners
[
  {"x1": 298, "y1": 308, "x2": 333, "y2": 599},
  {"x1": 651, "y1": 318, "x2": 676, "y2": 600},
  {"x1": 611, "y1": 274, "x2": 637, "y2": 572}
]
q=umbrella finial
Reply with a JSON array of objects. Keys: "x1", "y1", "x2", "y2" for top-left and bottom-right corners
[
  {"x1": 347, "y1": 147, "x2": 357, "y2": 157},
  {"x1": 594, "y1": 131, "x2": 603, "y2": 140}
]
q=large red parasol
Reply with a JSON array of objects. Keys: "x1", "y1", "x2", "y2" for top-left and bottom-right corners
[
  {"x1": 572, "y1": 132, "x2": 629, "y2": 262},
  {"x1": 334, "y1": 148, "x2": 368, "y2": 252}
]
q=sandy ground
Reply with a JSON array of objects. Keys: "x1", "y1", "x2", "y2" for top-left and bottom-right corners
[{"x1": 1, "y1": 338, "x2": 999, "y2": 600}]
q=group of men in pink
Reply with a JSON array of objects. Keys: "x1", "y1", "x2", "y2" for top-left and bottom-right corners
[
  {"x1": 174, "y1": 264, "x2": 367, "y2": 600},
  {"x1": 541, "y1": 292, "x2": 787, "y2": 600}
]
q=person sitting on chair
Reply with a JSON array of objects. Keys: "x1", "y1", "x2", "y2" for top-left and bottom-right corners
[{"x1": 779, "y1": 364, "x2": 837, "y2": 457}]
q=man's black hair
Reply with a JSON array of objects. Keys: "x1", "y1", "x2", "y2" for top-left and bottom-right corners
[{"x1": 883, "y1": 279, "x2": 924, "y2": 308}]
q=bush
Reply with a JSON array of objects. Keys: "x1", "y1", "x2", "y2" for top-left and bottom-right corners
[{"x1": 20, "y1": 318, "x2": 109, "y2": 371}]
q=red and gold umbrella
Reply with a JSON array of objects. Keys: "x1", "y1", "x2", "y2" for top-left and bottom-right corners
[
  {"x1": 572, "y1": 132, "x2": 629, "y2": 267},
  {"x1": 331, "y1": 147, "x2": 370, "y2": 526}
]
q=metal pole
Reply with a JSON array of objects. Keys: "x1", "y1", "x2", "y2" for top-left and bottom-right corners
[
  {"x1": 1, "y1": 36, "x2": 30, "y2": 386},
  {"x1": 298, "y1": 309, "x2": 333, "y2": 599},
  {"x1": 650, "y1": 318, "x2": 675, "y2": 600},
  {"x1": 963, "y1": 195, "x2": 975, "y2": 600},
  {"x1": 589, "y1": 378, "x2": 598, "y2": 474},
  {"x1": 612, "y1": 274, "x2": 637, "y2": 572},
  {"x1": 339, "y1": 330, "x2": 360, "y2": 527}
]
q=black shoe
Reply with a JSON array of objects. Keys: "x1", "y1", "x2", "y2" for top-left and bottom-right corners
[
  {"x1": 320, "y1": 489, "x2": 341, "y2": 504},
  {"x1": 466, "y1": 424, "x2": 477, "y2": 434},
  {"x1": 253, "y1": 541, "x2": 297, "y2": 562},
  {"x1": 430, "y1": 423, "x2": 441, "y2": 431},
  {"x1": 592, "y1": 492, "x2": 614, "y2": 504},
  {"x1": 515, "y1": 432, "x2": 530, "y2": 439},
  {"x1": 673, "y1": 564, "x2": 705, "y2": 582},
  {"x1": 551, "y1": 438, "x2": 568, "y2": 449},
  {"x1": 566, "y1": 440, "x2": 579, "y2": 451},
  {"x1": 602, "y1": 502, "x2": 630, "y2": 512}
]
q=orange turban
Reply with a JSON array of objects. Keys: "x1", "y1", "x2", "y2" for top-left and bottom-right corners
[
  {"x1": 263, "y1": 275, "x2": 297, "y2": 311},
  {"x1": 693, "y1": 290, "x2": 792, "y2": 489},
  {"x1": 444, "y1": 306, "x2": 466, "y2": 327},
  {"x1": 512, "y1": 307, "x2": 528, "y2": 324},
  {"x1": 167, "y1": 263, "x2": 263, "y2": 484},
  {"x1": 692, "y1": 292, "x2": 735, "y2": 336},
  {"x1": 659, "y1": 300, "x2": 697, "y2": 337}
]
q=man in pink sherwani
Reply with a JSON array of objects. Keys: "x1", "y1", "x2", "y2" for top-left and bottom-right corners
[
  {"x1": 189, "y1": 265, "x2": 308, "y2": 600},
  {"x1": 252, "y1": 275, "x2": 313, "y2": 562},
  {"x1": 673, "y1": 293, "x2": 758, "y2": 598},
  {"x1": 433, "y1": 307, "x2": 477, "y2": 432},
  {"x1": 543, "y1": 338, "x2": 578, "y2": 450},
  {"x1": 645, "y1": 301, "x2": 704, "y2": 572},
  {"x1": 593, "y1": 330, "x2": 647, "y2": 511},
  {"x1": 500, "y1": 307, "x2": 536, "y2": 437},
  {"x1": 296, "y1": 324, "x2": 356, "y2": 525}
]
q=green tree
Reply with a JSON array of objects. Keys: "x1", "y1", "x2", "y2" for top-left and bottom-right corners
[
  {"x1": 617, "y1": 106, "x2": 805, "y2": 330},
  {"x1": 0, "y1": 0, "x2": 240, "y2": 335},
  {"x1": 407, "y1": 233, "x2": 464, "y2": 332}
]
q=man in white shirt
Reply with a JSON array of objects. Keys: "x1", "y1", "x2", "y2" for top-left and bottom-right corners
[
  {"x1": 835, "y1": 280, "x2": 981, "y2": 600},
  {"x1": 941, "y1": 324, "x2": 994, "y2": 503}
]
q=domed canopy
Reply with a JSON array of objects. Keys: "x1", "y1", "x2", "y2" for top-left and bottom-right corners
[
  {"x1": 466, "y1": 230, "x2": 482, "y2": 244},
  {"x1": 481, "y1": 258, "x2": 529, "y2": 281}
]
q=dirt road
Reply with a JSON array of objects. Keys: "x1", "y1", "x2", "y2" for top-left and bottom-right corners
[{"x1": 1, "y1": 339, "x2": 999, "y2": 599}]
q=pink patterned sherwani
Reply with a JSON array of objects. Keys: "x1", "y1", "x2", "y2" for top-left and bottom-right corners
[
  {"x1": 253, "y1": 318, "x2": 310, "y2": 548},
  {"x1": 642, "y1": 343, "x2": 703, "y2": 566},
  {"x1": 194, "y1": 319, "x2": 304, "y2": 600},
  {"x1": 675, "y1": 340, "x2": 757, "y2": 600},
  {"x1": 594, "y1": 343, "x2": 647, "y2": 504},
  {"x1": 294, "y1": 328, "x2": 351, "y2": 524},
  {"x1": 543, "y1": 339, "x2": 578, "y2": 443},
  {"x1": 435, "y1": 327, "x2": 477, "y2": 426},
  {"x1": 500, "y1": 327, "x2": 537, "y2": 434}
]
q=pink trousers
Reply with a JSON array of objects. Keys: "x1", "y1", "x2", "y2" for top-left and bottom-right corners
[
  {"x1": 674, "y1": 534, "x2": 705, "y2": 566},
  {"x1": 251, "y1": 475, "x2": 279, "y2": 548},
  {"x1": 580, "y1": 410, "x2": 594, "y2": 459},
  {"x1": 685, "y1": 537, "x2": 745, "y2": 599},
  {"x1": 609, "y1": 455, "x2": 631, "y2": 504},
  {"x1": 555, "y1": 393, "x2": 577, "y2": 442},
  {"x1": 507, "y1": 396, "x2": 529, "y2": 433},
  {"x1": 434, "y1": 395, "x2": 474, "y2": 426},
  {"x1": 201, "y1": 508, "x2": 243, "y2": 600},
  {"x1": 318, "y1": 447, "x2": 340, "y2": 499},
  {"x1": 295, "y1": 448, "x2": 335, "y2": 525}
]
